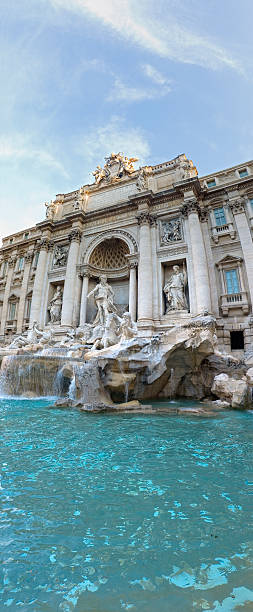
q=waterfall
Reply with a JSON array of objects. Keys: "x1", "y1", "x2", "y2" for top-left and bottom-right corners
[
  {"x1": 118, "y1": 359, "x2": 130, "y2": 403},
  {"x1": 0, "y1": 354, "x2": 68, "y2": 398}
]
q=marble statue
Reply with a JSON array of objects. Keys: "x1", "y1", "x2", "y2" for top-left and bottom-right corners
[
  {"x1": 93, "y1": 312, "x2": 120, "y2": 350},
  {"x1": 45, "y1": 200, "x2": 57, "y2": 220},
  {"x1": 119, "y1": 312, "x2": 137, "y2": 342},
  {"x1": 92, "y1": 153, "x2": 138, "y2": 186},
  {"x1": 87, "y1": 275, "x2": 118, "y2": 326},
  {"x1": 164, "y1": 265, "x2": 188, "y2": 312},
  {"x1": 49, "y1": 286, "x2": 63, "y2": 323},
  {"x1": 136, "y1": 169, "x2": 147, "y2": 192},
  {"x1": 8, "y1": 321, "x2": 53, "y2": 349}
]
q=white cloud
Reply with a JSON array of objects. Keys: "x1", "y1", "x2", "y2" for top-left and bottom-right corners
[
  {"x1": 77, "y1": 115, "x2": 150, "y2": 180},
  {"x1": 142, "y1": 64, "x2": 171, "y2": 87},
  {"x1": 49, "y1": 0, "x2": 243, "y2": 74},
  {"x1": 106, "y1": 77, "x2": 171, "y2": 103},
  {"x1": 0, "y1": 134, "x2": 69, "y2": 178}
]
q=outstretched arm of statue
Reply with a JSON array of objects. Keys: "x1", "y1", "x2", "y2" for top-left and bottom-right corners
[{"x1": 87, "y1": 286, "x2": 96, "y2": 299}]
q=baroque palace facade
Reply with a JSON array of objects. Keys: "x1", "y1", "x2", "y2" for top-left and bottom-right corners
[{"x1": 0, "y1": 152, "x2": 253, "y2": 352}]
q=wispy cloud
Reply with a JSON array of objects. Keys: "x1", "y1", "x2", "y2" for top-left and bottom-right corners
[
  {"x1": 77, "y1": 115, "x2": 150, "y2": 180},
  {"x1": 0, "y1": 134, "x2": 69, "y2": 178},
  {"x1": 142, "y1": 64, "x2": 172, "y2": 87},
  {"x1": 49, "y1": 0, "x2": 243, "y2": 74},
  {"x1": 106, "y1": 76, "x2": 171, "y2": 103}
]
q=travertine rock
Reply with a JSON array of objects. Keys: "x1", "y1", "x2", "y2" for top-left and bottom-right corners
[{"x1": 211, "y1": 373, "x2": 248, "y2": 408}]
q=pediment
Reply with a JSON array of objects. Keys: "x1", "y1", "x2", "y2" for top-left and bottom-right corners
[
  {"x1": 8, "y1": 293, "x2": 19, "y2": 301},
  {"x1": 217, "y1": 254, "x2": 242, "y2": 265}
]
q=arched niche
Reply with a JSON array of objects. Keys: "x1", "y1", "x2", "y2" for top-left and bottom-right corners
[{"x1": 85, "y1": 237, "x2": 131, "y2": 323}]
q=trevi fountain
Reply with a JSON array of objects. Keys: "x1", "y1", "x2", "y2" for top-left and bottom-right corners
[{"x1": 1, "y1": 153, "x2": 253, "y2": 611}]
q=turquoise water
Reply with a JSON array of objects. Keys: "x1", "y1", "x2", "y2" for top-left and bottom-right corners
[{"x1": 1, "y1": 399, "x2": 253, "y2": 611}]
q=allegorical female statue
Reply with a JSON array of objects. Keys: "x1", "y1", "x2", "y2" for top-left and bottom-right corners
[
  {"x1": 49, "y1": 286, "x2": 63, "y2": 323},
  {"x1": 164, "y1": 265, "x2": 188, "y2": 312},
  {"x1": 87, "y1": 275, "x2": 118, "y2": 326}
]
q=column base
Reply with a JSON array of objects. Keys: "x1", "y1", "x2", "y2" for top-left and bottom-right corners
[{"x1": 137, "y1": 319, "x2": 154, "y2": 337}]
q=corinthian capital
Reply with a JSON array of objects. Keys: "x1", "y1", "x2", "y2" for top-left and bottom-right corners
[
  {"x1": 229, "y1": 198, "x2": 245, "y2": 214},
  {"x1": 39, "y1": 238, "x2": 51, "y2": 251},
  {"x1": 68, "y1": 229, "x2": 82, "y2": 243},
  {"x1": 137, "y1": 212, "x2": 157, "y2": 226},
  {"x1": 180, "y1": 199, "x2": 200, "y2": 218}
]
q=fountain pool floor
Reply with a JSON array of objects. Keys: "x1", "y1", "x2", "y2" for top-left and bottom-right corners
[{"x1": 0, "y1": 398, "x2": 253, "y2": 611}]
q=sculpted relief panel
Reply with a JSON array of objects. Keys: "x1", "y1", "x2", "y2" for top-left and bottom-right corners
[
  {"x1": 160, "y1": 217, "x2": 183, "y2": 245},
  {"x1": 52, "y1": 245, "x2": 69, "y2": 268}
]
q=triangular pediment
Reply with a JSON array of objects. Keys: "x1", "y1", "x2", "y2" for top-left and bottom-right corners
[
  {"x1": 8, "y1": 293, "x2": 19, "y2": 301},
  {"x1": 217, "y1": 254, "x2": 242, "y2": 265}
]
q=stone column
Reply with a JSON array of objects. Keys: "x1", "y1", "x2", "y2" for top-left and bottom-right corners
[
  {"x1": 181, "y1": 199, "x2": 211, "y2": 314},
  {"x1": 79, "y1": 270, "x2": 90, "y2": 326},
  {"x1": 61, "y1": 228, "x2": 81, "y2": 327},
  {"x1": 199, "y1": 209, "x2": 219, "y2": 316},
  {"x1": 0, "y1": 256, "x2": 16, "y2": 335},
  {"x1": 29, "y1": 238, "x2": 51, "y2": 328},
  {"x1": 229, "y1": 198, "x2": 253, "y2": 305},
  {"x1": 151, "y1": 220, "x2": 159, "y2": 321},
  {"x1": 137, "y1": 212, "x2": 154, "y2": 324},
  {"x1": 129, "y1": 262, "x2": 137, "y2": 322},
  {"x1": 16, "y1": 251, "x2": 33, "y2": 333}
]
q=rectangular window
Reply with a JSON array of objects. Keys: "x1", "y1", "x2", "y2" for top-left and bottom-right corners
[
  {"x1": 249, "y1": 198, "x2": 253, "y2": 210},
  {"x1": 207, "y1": 179, "x2": 216, "y2": 188},
  {"x1": 239, "y1": 169, "x2": 248, "y2": 178},
  {"x1": 214, "y1": 207, "x2": 226, "y2": 226},
  {"x1": 225, "y1": 269, "x2": 240, "y2": 294},
  {"x1": 9, "y1": 302, "x2": 16, "y2": 320},
  {"x1": 24, "y1": 232, "x2": 29, "y2": 239},
  {"x1": 18, "y1": 257, "x2": 24, "y2": 271},
  {"x1": 230, "y1": 331, "x2": 244, "y2": 350}
]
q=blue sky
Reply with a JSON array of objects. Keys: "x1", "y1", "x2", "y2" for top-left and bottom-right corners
[{"x1": 0, "y1": 0, "x2": 252, "y2": 240}]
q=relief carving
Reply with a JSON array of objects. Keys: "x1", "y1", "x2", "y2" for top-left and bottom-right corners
[{"x1": 160, "y1": 217, "x2": 182, "y2": 244}]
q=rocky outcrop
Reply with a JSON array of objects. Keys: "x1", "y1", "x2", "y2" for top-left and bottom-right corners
[{"x1": 211, "y1": 373, "x2": 249, "y2": 409}]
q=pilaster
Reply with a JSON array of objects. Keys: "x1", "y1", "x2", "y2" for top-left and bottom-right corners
[
  {"x1": 0, "y1": 255, "x2": 16, "y2": 335},
  {"x1": 180, "y1": 198, "x2": 211, "y2": 314},
  {"x1": 16, "y1": 251, "x2": 33, "y2": 333},
  {"x1": 136, "y1": 211, "x2": 156, "y2": 327},
  {"x1": 29, "y1": 237, "x2": 52, "y2": 328},
  {"x1": 61, "y1": 228, "x2": 82, "y2": 327},
  {"x1": 229, "y1": 197, "x2": 253, "y2": 307}
]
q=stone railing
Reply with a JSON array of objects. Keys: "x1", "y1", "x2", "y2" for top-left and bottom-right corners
[
  {"x1": 220, "y1": 291, "x2": 249, "y2": 315},
  {"x1": 211, "y1": 223, "x2": 235, "y2": 243}
]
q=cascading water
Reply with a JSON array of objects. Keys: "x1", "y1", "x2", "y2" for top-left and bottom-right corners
[
  {"x1": 0, "y1": 354, "x2": 70, "y2": 398},
  {"x1": 117, "y1": 359, "x2": 128, "y2": 403}
]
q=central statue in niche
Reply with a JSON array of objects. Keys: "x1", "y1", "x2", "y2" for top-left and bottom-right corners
[
  {"x1": 87, "y1": 275, "x2": 118, "y2": 326},
  {"x1": 164, "y1": 265, "x2": 188, "y2": 312}
]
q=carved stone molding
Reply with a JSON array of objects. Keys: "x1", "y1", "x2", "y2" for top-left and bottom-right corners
[
  {"x1": 83, "y1": 229, "x2": 138, "y2": 263},
  {"x1": 137, "y1": 212, "x2": 157, "y2": 226},
  {"x1": 68, "y1": 229, "x2": 82, "y2": 243},
  {"x1": 229, "y1": 199, "x2": 246, "y2": 214},
  {"x1": 180, "y1": 199, "x2": 200, "y2": 218},
  {"x1": 157, "y1": 245, "x2": 188, "y2": 258}
]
